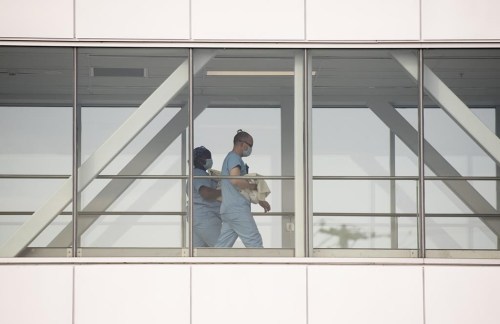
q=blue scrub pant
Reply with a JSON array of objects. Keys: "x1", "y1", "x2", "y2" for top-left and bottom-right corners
[
  {"x1": 215, "y1": 211, "x2": 263, "y2": 248},
  {"x1": 193, "y1": 209, "x2": 222, "y2": 247}
]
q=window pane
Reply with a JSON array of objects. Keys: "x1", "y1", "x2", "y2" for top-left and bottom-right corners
[
  {"x1": 425, "y1": 179, "x2": 499, "y2": 253},
  {"x1": 314, "y1": 180, "x2": 417, "y2": 214},
  {"x1": 193, "y1": 49, "x2": 297, "y2": 255},
  {"x1": 423, "y1": 49, "x2": 500, "y2": 177},
  {"x1": 311, "y1": 49, "x2": 420, "y2": 257},
  {"x1": 0, "y1": 47, "x2": 73, "y2": 257},
  {"x1": 423, "y1": 49, "x2": 500, "y2": 258},
  {"x1": 77, "y1": 48, "x2": 189, "y2": 256},
  {"x1": 314, "y1": 216, "x2": 418, "y2": 250},
  {"x1": 424, "y1": 49, "x2": 500, "y2": 167}
]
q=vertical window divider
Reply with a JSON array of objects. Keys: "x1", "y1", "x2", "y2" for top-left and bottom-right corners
[
  {"x1": 496, "y1": 106, "x2": 500, "y2": 249},
  {"x1": 304, "y1": 49, "x2": 313, "y2": 257},
  {"x1": 295, "y1": 49, "x2": 313, "y2": 257},
  {"x1": 188, "y1": 48, "x2": 194, "y2": 257},
  {"x1": 72, "y1": 47, "x2": 79, "y2": 258},
  {"x1": 417, "y1": 49, "x2": 426, "y2": 258}
]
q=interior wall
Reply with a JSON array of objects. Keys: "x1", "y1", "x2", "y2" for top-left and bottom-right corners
[
  {"x1": 1, "y1": 260, "x2": 499, "y2": 324},
  {"x1": 1, "y1": 0, "x2": 500, "y2": 42}
]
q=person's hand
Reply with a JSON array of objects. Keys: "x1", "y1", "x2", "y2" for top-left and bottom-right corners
[{"x1": 258, "y1": 200, "x2": 271, "y2": 213}]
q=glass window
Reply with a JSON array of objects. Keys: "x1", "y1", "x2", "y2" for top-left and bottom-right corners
[
  {"x1": 311, "y1": 49, "x2": 420, "y2": 257},
  {"x1": 3, "y1": 46, "x2": 499, "y2": 259},
  {"x1": 423, "y1": 49, "x2": 500, "y2": 257},
  {"x1": 76, "y1": 48, "x2": 189, "y2": 257},
  {"x1": 193, "y1": 49, "x2": 298, "y2": 256},
  {"x1": 0, "y1": 47, "x2": 73, "y2": 257}
]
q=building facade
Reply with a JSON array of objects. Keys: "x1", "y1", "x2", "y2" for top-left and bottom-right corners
[{"x1": 1, "y1": 1, "x2": 500, "y2": 323}]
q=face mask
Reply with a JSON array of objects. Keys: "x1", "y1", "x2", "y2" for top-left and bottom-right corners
[
  {"x1": 242, "y1": 146, "x2": 252, "y2": 157},
  {"x1": 203, "y1": 158, "x2": 213, "y2": 169}
]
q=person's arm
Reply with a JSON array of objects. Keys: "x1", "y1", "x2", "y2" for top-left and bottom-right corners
[
  {"x1": 258, "y1": 200, "x2": 271, "y2": 213},
  {"x1": 229, "y1": 166, "x2": 257, "y2": 190},
  {"x1": 198, "y1": 186, "x2": 221, "y2": 200}
]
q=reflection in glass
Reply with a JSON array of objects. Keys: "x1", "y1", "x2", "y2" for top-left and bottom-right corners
[{"x1": 314, "y1": 216, "x2": 417, "y2": 249}]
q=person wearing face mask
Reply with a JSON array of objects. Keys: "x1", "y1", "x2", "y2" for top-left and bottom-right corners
[
  {"x1": 215, "y1": 130, "x2": 271, "y2": 248},
  {"x1": 190, "y1": 146, "x2": 222, "y2": 247}
]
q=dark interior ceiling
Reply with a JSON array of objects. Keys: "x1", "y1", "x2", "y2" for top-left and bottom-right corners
[{"x1": 1, "y1": 47, "x2": 500, "y2": 108}]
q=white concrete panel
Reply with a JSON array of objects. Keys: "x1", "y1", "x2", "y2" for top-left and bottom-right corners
[
  {"x1": 76, "y1": 0, "x2": 189, "y2": 39},
  {"x1": 192, "y1": 265, "x2": 307, "y2": 324},
  {"x1": 0, "y1": 0, "x2": 73, "y2": 38},
  {"x1": 191, "y1": 0, "x2": 305, "y2": 40},
  {"x1": 307, "y1": 0, "x2": 420, "y2": 41},
  {"x1": 308, "y1": 265, "x2": 424, "y2": 324},
  {"x1": 425, "y1": 266, "x2": 500, "y2": 324},
  {"x1": 0, "y1": 265, "x2": 73, "y2": 324},
  {"x1": 422, "y1": 0, "x2": 500, "y2": 40},
  {"x1": 74, "y1": 265, "x2": 190, "y2": 324}
]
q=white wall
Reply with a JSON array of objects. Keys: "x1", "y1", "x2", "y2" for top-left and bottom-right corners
[
  {"x1": 1, "y1": 259, "x2": 500, "y2": 324},
  {"x1": 1, "y1": 0, "x2": 500, "y2": 42},
  {"x1": 0, "y1": 265, "x2": 73, "y2": 324},
  {"x1": 75, "y1": 0, "x2": 190, "y2": 39},
  {"x1": 75, "y1": 265, "x2": 190, "y2": 324},
  {"x1": 425, "y1": 265, "x2": 500, "y2": 324},
  {"x1": 422, "y1": 0, "x2": 500, "y2": 40},
  {"x1": 308, "y1": 265, "x2": 424, "y2": 324},
  {"x1": 192, "y1": 265, "x2": 307, "y2": 324},
  {"x1": 0, "y1": 0, "x2": 74, "y2": 39},
  {"x1": 191, "y1": 0, "x2": 305, "y2": 40},
  {"x1": 306, "y1": 0, "x2": 420, "y2": 41}
]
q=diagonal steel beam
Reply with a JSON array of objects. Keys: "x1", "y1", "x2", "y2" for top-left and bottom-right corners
[
  {"x1": 46, "y1": 100, "x2": 209, "y2": 248},
  {"x1": 347, "y1": 141, "x2": 461, "y2": 249},
  {"x1": 369, "y1": 100, "x2": 500, "y2": 238},
  {"x1": 0, "y1": 50, "x2": 216, "y2": 257},
  {"x1": 392, "y1": 51, "x2": 500, "y2": 164}
]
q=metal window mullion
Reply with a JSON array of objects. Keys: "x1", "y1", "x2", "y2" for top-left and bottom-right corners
[
  {"x1": 72, "y1": 47, "x2": 79, "y2": 258},
  {"x1": 294, "y1": 51, "x2": 305, "y2": 256},
  {"x1": 417, "y1": 49, "x2": 426, "y2": 258},
  {"x1": 304, "y1": 49, "x2": 313, "y2": 257},
  {"x1": 496, "y1": 106, "x2": 500, "y2": 248},
  {"x1": 188, "y1": 49, "x2": 194, "y2": 257}
]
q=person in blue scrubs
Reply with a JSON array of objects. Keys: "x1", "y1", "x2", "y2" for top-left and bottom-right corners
[
  {"x1": 191, "y1": 146, "x2": 222, "y2": 247},
  {"x1": 215, "y1": 130, "x2": 271, "y2": 248}
]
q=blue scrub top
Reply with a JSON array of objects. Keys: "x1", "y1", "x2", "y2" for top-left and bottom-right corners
[
  {"x1": 192, "y1": 167, "x2": 221, "y2": 212},
  {"x1": 220, "y1": 151, "x2": 250, "y2": 215}
]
